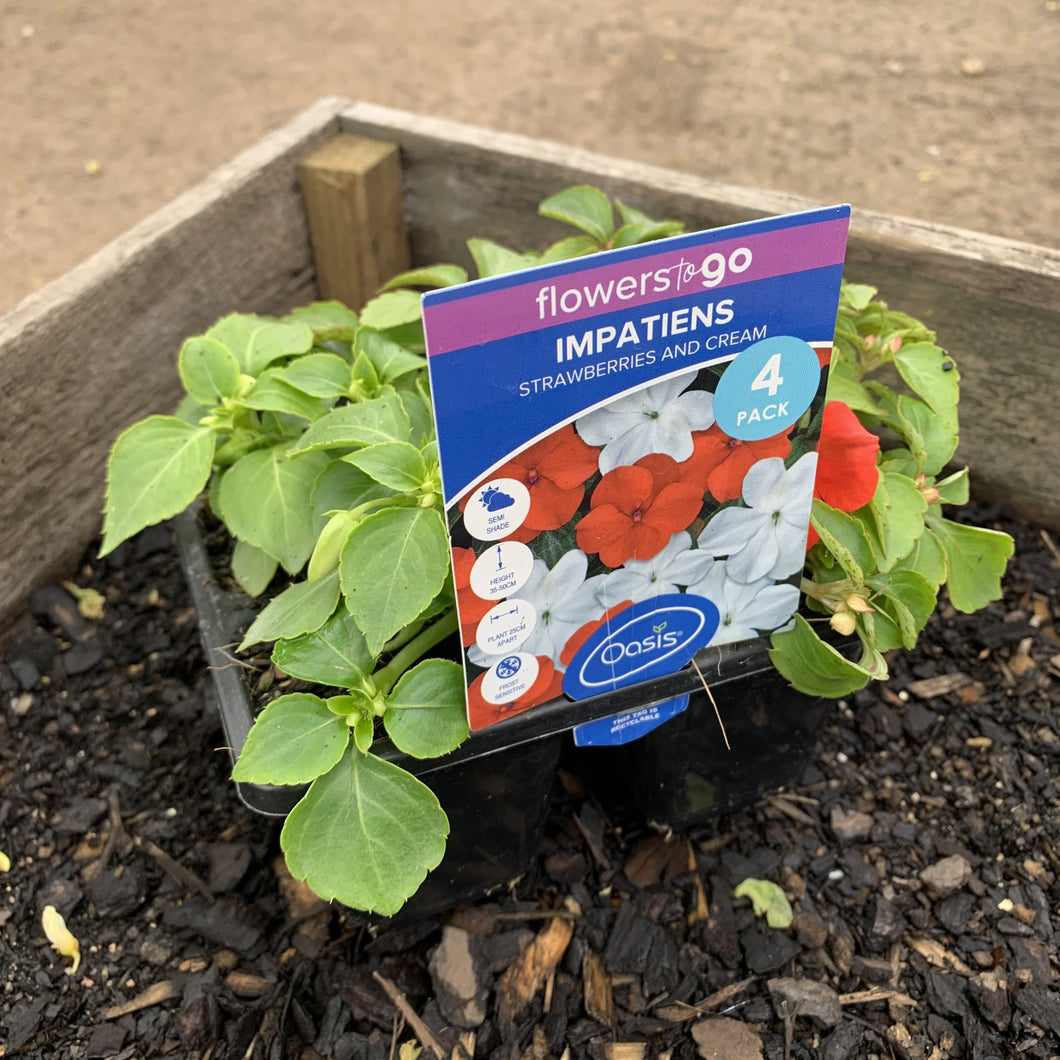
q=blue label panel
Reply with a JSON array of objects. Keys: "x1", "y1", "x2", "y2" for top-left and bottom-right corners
[{"x1": 572, "y1": 694, "x2": 690, "y2": 747}]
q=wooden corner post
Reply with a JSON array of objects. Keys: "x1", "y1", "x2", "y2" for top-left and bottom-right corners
[{"x1": 297, "y1": 134, "x2": 411, "y2": 308}]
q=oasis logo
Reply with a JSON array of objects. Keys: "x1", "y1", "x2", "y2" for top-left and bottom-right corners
[{"x1": 563, "y1": 593, "x2": 720, "y2": 701}]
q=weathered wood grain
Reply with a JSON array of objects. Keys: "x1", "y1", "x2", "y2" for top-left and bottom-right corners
[
  {"x1": 298, "y1": 134, "x2": 410, "y2": 311},
  {"x1": 0, "y1": 98, "x2": 349, "y2": 630},
  {"x1": 340, "y1": 102, "x2": 1060, "y2": 527},
  {"x1": 3, "y1": 98, "x2": 1057, "y2": 630}
]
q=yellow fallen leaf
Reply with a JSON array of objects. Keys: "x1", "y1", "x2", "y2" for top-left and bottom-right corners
[
  {"x1": 42, "y1": 905, "x2": 81, "y2": 973},
  {"x1": 732, "y1": 878, "x2": 793, "y2": 930},
  {"x1": 0, "y1": 850, "x2": 10, "y2": 872}
]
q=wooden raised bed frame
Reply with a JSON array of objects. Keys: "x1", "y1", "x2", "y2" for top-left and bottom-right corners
[{"x1": 1, "y1": 97, "x2": 1057, "y2": 630}]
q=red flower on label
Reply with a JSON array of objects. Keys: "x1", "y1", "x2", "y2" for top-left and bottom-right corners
[
  {"x1": 806, "y1": 400, "x2": 881, "y2": 547},
  {"x1": 560, "y1": 600, "x2": 634, "y2": 668},
  {"x1": 486, "y1": 425, "x2": 599, "y2": 543},
  {"x1": 467, "y1": 656, "x2": 563, "y2": 729},
  {"x1": 576, "y1": 464, "x2": 703, "y2": 568},
  {"x1": 677, "y1": 424, "x2": 793, "y2": 502},
  {"x1": 452, "y1": 547, "x2": 492, "y2": 647}
]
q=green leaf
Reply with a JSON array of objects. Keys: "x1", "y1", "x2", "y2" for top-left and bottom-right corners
[
  {"x1": 841, "y1": 283, "x2": 877, "y2": 311},
  {"x1": 239, "y1": 570, "x2": 340, "y2": 649},
  {"x1": 340, "y1": 507, "x2": 451, "y2": 654},
  {"x1": 924, "y1": 514, "x2": 1013, "y2": 613},
  {"x1": 173, "y1": 393, "x2": 213, "y2": 426},
  {"x1": 273, "y1": 353, "x2": 352, "y2": 398},
  {"x1": 539, "y1": 185, "x2": 614, "y2": 244},
  {"x1": 380, "y1": 318, "x2": 427, "y2": 355},
  {"x1": 810, "y1": 501, "x2": 874, "y2": 587},
  {"x1": 823, "y1": 373, "x2": 881, "y2": 417},
  {"x1": 611, "y1": 220, "x2": 684, "y2": 248},
  {"x1": 360, "y1": 290, "x2": 423, "y2": 330},
  {"x1": 861, "y1": 472, "x2": 927, "y2": 572},
  {"x1": 246, "y1": 320, "x2": 315, "y2": 375},
  {"x1": 220, "y1": 446, "x2": 329, "y2": 573},
  {"x1": 384, "y1": 660, "x2": 469, "y2": 758},
  {"x1": 867, "y1": 569, "x2": 937, "y2": 650},
  {"x1": 352, "y1": 714, "x2": 375, "y2": 754},
  {"x1": 241, "y1": 372, "x2": 328, "y2": 420},
  {"x1": 355, "y1": 329, "x2": 427, "y2": 383},
  {"x1": 399, "y1": 390, "x2": 436, "y2": 448},
  {"x1": 896, "y1": 396, "x2": 958, "y2": 476},
  {"x1": 231, "y1": 539, "x2": 279, "y2": 597},
  {"x1": 538, "y1": 235, "x2": 599, "y2": 264},
  {"x1": 615, "y1": 199, "x2": 685, "y2": 237},
  {"x1": 769, "y1": 614, "x2": 873, "y2": 697},
  {"x1": 307, "y1": 509, "x2": 359, "y2": 583},
  {"x1": 231, "y1": 693, "x2": 349, "y2": 785},
  {"x1": 732, "y1": 878, "x2": 793, "y2": 930},
  {"x1": 935, "y1": 467, "x2": 970, "y2": 505},
  {"x1": 101, "y1": 416, "x2": 215, "y2": 555},
  {"x1": 326, "y1": 692, "x2": 373, "y2": 716},
  {"x1": 467, "y1": 239, "x2": 539, "y2": 278},
  {"x1": 287, "y1": 301, "x2": 359, "y2": 342},
  {"x1": 205, "y1": 313, "x2": 268, "y2": 371},
  {"x1": 352, "y1": 350, "x2": 382, "y2": 396},
  {"x1": 289, "y1": 395, "x2": 411, "y2": 454},
  {"x1": 178, "y1": 336, "x2": 241, "y2": 405},
  {"x1": 273, "y1": 604, "x2": 377, "y2": 688},
  {"x1": 312, "y1": 461, "x2": 394, "y2": 521},
  {"x1": 344, "y1": 441, "x2": 427, "y2": 492},
  {"x1": 379, "y1": 264, "x2": 469, "y2": 291},
  {"x1": 281, "y1": 746, "x2": 449, "y2": 915},
  {"x1": 906, "y1": 528, "x2": 948, "y2": 590},
  {"x1": 895, "y1": 342, "x2": 959, "y2": 430}
]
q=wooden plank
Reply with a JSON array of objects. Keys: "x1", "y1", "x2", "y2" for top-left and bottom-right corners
[
  {"x1": 339, "y1": 102, "x2": 1060, "y2": 527},
  {"x1": 0, "y1": 97, "x2": 350, "y2": 631},
  {"x1": 298, "y1": 134, "x2": 410, "y2": 310}
]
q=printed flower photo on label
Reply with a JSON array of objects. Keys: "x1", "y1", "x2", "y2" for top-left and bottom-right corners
[{"x1": 447, "y1": 356, "x2": 831, "y2": 729}]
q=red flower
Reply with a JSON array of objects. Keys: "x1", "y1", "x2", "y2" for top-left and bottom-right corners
[
  {"x1": 467, "y1": 656, "x2": 564, "y2": 730},
  {"x1": 560, "y1": 600, "x2": 633, "y2": 667},
  {"x1": 806, "y1": 400, "x2": 881, "y2": 547},
  {"x1": 677, "y1": 424, "x2": 793, "y2": 502},
  {"x1": 451, "y1": 547, "x2": 492, "y2": 647},
  {"x1": 576, "y1": 464, "x2": 703, "y2": 568},
  {"x1": 475, "y1": 425, "x2": 598, "y2": 544}
]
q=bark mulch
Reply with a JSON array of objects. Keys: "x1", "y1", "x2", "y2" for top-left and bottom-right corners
[{"x1": 1, "y1": 505, "x2": 1058, "y2": 1059}]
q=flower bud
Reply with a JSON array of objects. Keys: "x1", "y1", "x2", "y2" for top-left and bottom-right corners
[{"x1": 830, "y1": 610, "x2": 858, "y2": 636}]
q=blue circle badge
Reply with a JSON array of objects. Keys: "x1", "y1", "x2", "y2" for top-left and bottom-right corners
[{"x1": 713, "y1": 335, "x2": 821, "y2": 441}]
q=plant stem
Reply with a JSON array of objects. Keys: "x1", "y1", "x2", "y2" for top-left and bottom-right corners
[{"x1": 374, "y1": 609, "x2": 459, "y2": 695}]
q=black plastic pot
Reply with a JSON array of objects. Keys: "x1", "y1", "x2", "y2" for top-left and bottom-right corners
[{"x1": 174, "y1": 506, "x2": 841, "y2": 914}]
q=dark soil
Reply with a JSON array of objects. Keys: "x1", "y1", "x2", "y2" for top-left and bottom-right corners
[{"x1": 2, "y1": 506, "x2": 1059, "y2": 1059}]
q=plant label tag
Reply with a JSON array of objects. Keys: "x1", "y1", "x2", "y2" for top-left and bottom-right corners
[
  {"x1": 422, "y1": 205, "x2": 850, "y2": 731},
  {"x1": 572, "y1": 694, "x2": 690, "y2": 747}
]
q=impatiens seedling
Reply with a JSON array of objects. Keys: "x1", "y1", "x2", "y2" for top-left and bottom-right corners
[{"x1": 100, "y1": 186, "x2": 1011, "y2": 914}]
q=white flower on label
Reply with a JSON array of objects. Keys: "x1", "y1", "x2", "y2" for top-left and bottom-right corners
[
  {"x1": 467, "y1": 549, "x2": 602, "y2": 672},
  {"x1": 686, "y1": 560, "x2": 801, "y2": 644},
  {"x1": 576, "y1": 376, "x2": 715, "y2": 474},
  {"x1": 698, "y1": 454, "x2": 817, "y2": 582},
  {"x1": 596, "y1": 531, "x2": 715, "y2": 607},
  {"x1": 42, "y1": 905, "x2": 81, "y2": 974}
]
